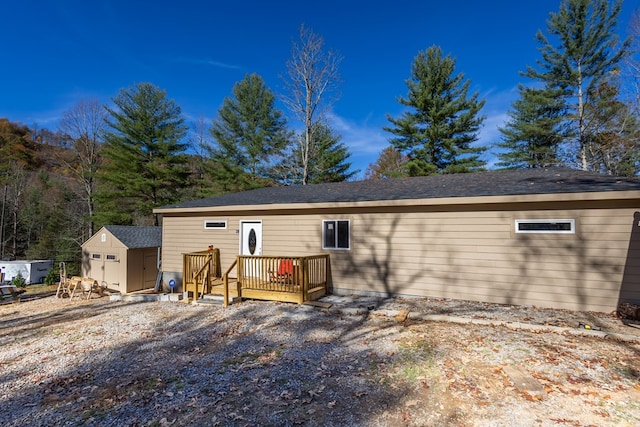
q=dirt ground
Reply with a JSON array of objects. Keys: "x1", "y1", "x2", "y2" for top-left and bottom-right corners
[{"x1": 0, "y1": 295, "x2": 639, "y2": 426}]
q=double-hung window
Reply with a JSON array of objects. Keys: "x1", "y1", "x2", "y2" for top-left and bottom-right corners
[{"x1": 323, "y1": 220, "x2": 350, "y2": 250}]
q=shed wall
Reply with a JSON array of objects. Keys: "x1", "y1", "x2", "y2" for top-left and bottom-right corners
[
  {"x1": 82, "y1": 230, "x2": 129, "y2": 293},
  {"x1": 160, "y1": 200, "x2": 640, "y2": 312}
]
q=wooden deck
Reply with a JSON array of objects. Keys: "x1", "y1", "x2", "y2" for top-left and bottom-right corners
[{"x1": 182, "y1": 251, "x2": 329, "y2": 306}]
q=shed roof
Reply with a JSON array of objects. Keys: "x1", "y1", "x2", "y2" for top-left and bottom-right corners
[
  {"x1": 156, "y1": 168, "x2": 640, "y2": 211},
  {"x1": 103, "y1": 225, "x2": 162, "y2": 249}
]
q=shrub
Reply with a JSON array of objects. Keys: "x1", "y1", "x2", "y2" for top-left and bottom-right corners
[
  {"x1": 12, "y1": 272, "x2": 26, "y2": 288},
  {"x1": 44, "y1": 269, "x2": 59, "y2": 286}
]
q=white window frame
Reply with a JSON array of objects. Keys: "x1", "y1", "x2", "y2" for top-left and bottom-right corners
[
  {"x1": 515, "y1": 219, "x2": 575, "y2": 234},
  {"x1": 322, "y1": 220, "x2": 351, "y2": 250},
  {"x1": 204, "y1": 220, "x2": 227, "y2": 230}
]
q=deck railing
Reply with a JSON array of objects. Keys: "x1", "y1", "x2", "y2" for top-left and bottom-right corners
[
  {"x1": 236, "y1": 255, "x2": 329, "y2": 304},
  {"x1": 222, "y1": 257, "x2": 238, "y2": 307},
  {"x1": 182, "y1": 251, "x2": 329, "y2": 304},
  {"x1": 182, "y1": 248, "x2": 221, "y2": 299}
]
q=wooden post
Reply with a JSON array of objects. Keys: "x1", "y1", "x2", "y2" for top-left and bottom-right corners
[
  {"x1": 300, "y1": 257, "x2": 308, "y2": 304},
  {"x1": 223, "y1": 273, "x2": 229, "y2": 308}
]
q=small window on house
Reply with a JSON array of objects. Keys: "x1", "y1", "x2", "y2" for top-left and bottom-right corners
[
  {"x1": 323, "y1": 220, "x2": 350, "y2": 250},
  {"x1": 106, "y1": 254, "x2": 117, "y2": 261},
  {"x1": 204, "y1": 220, "x2": 227, "y2": 230},
  {"x1": 92, "y1": 253, "x2": 101, "y2": 259},
  {"x1": 515, "y1": 219, "x2": 575, "y2": 234}
]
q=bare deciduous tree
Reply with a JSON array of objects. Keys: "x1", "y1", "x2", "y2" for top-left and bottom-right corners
[
  {"x1": 627, "y1": 8, "x2": 640, "y2": 115},
  {"x1": 59, "y1": 99, "x2": 106, "y2": 237},
  {"x1": 281, "y1": 24, "x2": 342, "y2": 185},
  {"x1": 5, "y1": 163, "x2": 27, "y2": 258},
  {"x1": 190, "y1": 116, "x2": 213, "y2": 160}
]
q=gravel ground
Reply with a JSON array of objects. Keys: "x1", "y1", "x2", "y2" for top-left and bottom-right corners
[{"x1": 1, "y1": 294, "x2": 639, "y2": 426}]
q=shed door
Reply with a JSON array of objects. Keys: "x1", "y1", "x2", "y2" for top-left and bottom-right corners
[
  {"x1": 142, "y1": 250, "x2": 158, "y2": 290},
  {"x1": 89, "y1": 256, "x2": 103, "y2": 283},
  {"x1": 104, "y1": 255, "x2": 120, "y2": 290}
]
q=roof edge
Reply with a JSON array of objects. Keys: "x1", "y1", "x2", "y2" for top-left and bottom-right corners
[{"x1": 154, "y1": 189, "x2": 640, "y2": 215}]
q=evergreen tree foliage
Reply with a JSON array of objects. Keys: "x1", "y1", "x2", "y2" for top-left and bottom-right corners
[
  {"x1": 99, "y1": 82, "x2": 189, "y2": 226},
  {"x1": 384, "y1": 46, "x2": 486, "y2": 175},
  {"x1": 276, "y1": 122, "x2": 356, "y2": 185},
  {"x1": 306, "y1": 123, "x2": 357, "y2": 184},
  {"x1": 496, "y1": 84, "x2": 566, "y2": 169},
  {"x1": 208, "y1": 73, "x2": 290, "y2": 193},
  {"x1": 524, "y1": 0, "x2": 631, "y2": 171}
]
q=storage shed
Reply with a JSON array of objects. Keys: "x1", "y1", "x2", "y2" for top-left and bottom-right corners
[
  {"x1": 81, "y1": 225, "x2": 162, "y2": 294},
  {"x1": 153, "y1": 168, "x2": 640, "y2": 313}
]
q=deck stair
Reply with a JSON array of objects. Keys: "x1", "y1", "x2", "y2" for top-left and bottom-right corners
[{"x1": 182, "y1": 250, "x2": 330, "y2": 307}]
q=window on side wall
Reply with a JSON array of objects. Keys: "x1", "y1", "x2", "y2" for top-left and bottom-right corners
[
  {"x1": 515, "y1": 219, "x2": 575, "y2": 234},
  {"x1": 323, "y1": 220, "x2": 350, "y2": 250},
  {"x1": 204, "y1": 220, "x2": 227, "y2": 230}
]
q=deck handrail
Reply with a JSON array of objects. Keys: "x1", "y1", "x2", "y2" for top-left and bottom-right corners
[
  {"x1": 182, "y1": 248, "x2": 221, "y2": 301},
  {"x1": 183, "y1": 252, "x2": 328, "y2": 305},
  {"x1": 222, "y1": 258, "x2": 238, "y2": 307},
  {"x1": 236, "y1": 255, "x2": 329, "y2": 304}
]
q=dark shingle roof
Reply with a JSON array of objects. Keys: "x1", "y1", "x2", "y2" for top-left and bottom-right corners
[
  {"x1": 159, "y1": 168, "x2": 640, "y2": 210},
  {"x1": 104, "y1": 225, "x2": 162, "y2": 249}
]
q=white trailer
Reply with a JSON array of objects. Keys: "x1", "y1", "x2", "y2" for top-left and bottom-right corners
[{"x1": 0, "y1": 260, "x2": 54, "y2": 285}]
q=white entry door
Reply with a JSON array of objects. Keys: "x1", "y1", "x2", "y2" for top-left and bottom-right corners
[
  {"x1": 240, "y1": 221, "x2": 262, "y2": 256},
  {"x1": 240, "y1": 221, "x2": 262, "y2": 279}
]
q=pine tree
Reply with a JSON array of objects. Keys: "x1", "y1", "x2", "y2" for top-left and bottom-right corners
[
  {"x1": 384, "y1": 46, "x2": 486, "y2": 176},
  {"x1": 496, "y1": 84, "x2": 566, "y2": 169},
  {"x1": 307, "y1": 123, "x2": 357, "y2": 183},
  {"x1": 276, "y1": 122, "x2": 356, "y2": 184},
  {"x1": 525, "y1": 0, "x2": 631, "y2": 171},
  {"x1": 208, "y1": 73, "x2": 291, "y2": 193},
  {"x1": 98, "y1": 82, "x2": 189, "y2": 226}
]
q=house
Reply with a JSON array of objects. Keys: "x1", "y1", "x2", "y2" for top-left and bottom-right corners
[
  {"x1": 153, "y1": 168, "x2": 640, "y2": 313},
  {"x1": 81, "y1": 225, "x2": 162, "y2": 294}
]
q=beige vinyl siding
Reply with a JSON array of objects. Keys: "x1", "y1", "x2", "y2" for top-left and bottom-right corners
[
  {"x1": 82, "y1": 233, "x2": 128, "y2": 293},
  {"x1": 160, "y1": 199, "x2": 639, "y2": 312},
  {"x1": 342, "y1": 207, "x2": 633, "y2": 312}
]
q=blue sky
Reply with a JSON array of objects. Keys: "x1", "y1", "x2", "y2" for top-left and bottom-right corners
[{"x1": 1, "y1": 0, "x2": 636, "y2": 177}]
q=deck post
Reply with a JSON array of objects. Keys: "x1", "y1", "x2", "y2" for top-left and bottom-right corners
[
  {"x1": 223, "y1": 272, "x2": 229, "y2": 308},
  {"x1": 300, "y1": 257, "x2": 308, "y2": 304}
]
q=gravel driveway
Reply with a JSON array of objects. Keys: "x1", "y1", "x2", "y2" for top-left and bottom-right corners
[{"x1": 1, "y1": 295, "x2": 639, "y2": 426}]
